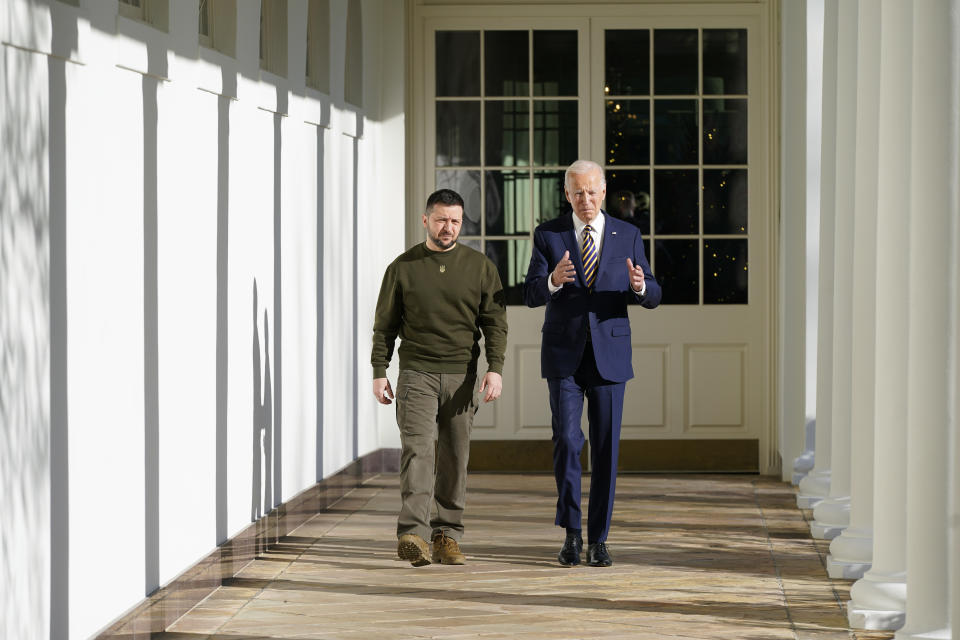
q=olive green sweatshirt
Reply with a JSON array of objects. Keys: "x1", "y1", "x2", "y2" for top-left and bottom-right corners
[{"x1": 371, "y1": 242, "x2": 508, "y2": 378}]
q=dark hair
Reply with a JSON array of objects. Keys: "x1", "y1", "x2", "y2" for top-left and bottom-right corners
[{"x1": 425, "y1": 189, "x2": 465, "y2": 214}]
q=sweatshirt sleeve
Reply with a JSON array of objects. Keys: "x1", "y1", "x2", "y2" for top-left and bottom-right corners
[
  {"x1": 478, "y1": 258, "x2": 508, "y2": 375},
  {"x1": 371, "y1": 262, "x2": 402, "y2": 378}
]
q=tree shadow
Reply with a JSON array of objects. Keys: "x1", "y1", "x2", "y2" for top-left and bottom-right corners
[{"x1": 221, "y1": 574, "x2": 803, "y2": 629}]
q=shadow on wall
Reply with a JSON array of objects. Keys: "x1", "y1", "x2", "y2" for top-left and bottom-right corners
[
  {"x1": 315, "y1": 126, "x2": 325, "y2": 482},
  {"x1": 5, "y1": 2, "x2": 339, "y2": 633},
  {"x1": 251, "y1": 280, "x2": 274, "y2": 522},
  {"x1": 143, "y1": 44, "x2": 168, "y2": 599},
  {"x1": 215, "y1": 68, "x2": 236, "y2": 546},
  {"x1": 272, "y1": 91, "x2": 284, "y2": 508}
]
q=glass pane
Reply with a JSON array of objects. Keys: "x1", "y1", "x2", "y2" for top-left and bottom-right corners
[
  {"x1": 485, "y1": 31, "x2": 529, "y2": 97},
  {"x1": 534, "y1": 31, "x2": 578, "y2": 96},
  {"x1": 533, "y1": 101, "x2": 577, "y2": 166},
  {"x1": 605, "y1": 30, "x2": 650, "y2": 96},
  {"x1": 703, "y1": 169, "x2": 747, "y2": 234},
  {"x1": 656, "y1": 239, "x2": 698, "y2": 304},
  {"x1": 606, "y1": 99, "x2": 650, "y2": 166},
  {"x1": 436, "y1": 32, "x2": 480, "y2": 97},
  {"x1": 654, "y1": 29, "x2": 698, "y2": 95},
  {"x1": 436, "y1": 101, "x2": 480, "y2": 166},
  {"x1": 460, "y1": 237, "x2": 482, "y2": 251},
  {"x1": 486, "y1": 101, "x2": 530, "y2": 167},
  {"x1": 654, "y1": 99, "x2": 698, "y2": 165},
  {"x1": 704, "y1": 239, "x2": 748, "y2": 303},
  {"x1": 199, "y1": 0, "x2": 210, "y2": 36},
  {"x1": 435, "y1": 169, "x2": 482, "y2": 235},
  {"x1": 486, "y1": 239, "x2": 532, "y2": 305},
  {"x1": 654, "y1": 170, "x2": 698, "y2": 235},
  {"x1": 533, "y1": 170, "x2": 570, "y2": 223},
  {"x1": 486, "y1": 171, "x2": 531, "y2": 236},
  {"x1": 703, "y1": 99, "x2": 747, "y2": 164},
  {"x1": 606, "y1": 169, "x2": 650, "y2": 234},
  {"x1": 703, "y1": 29, "x2": 747, "y2": 95}
]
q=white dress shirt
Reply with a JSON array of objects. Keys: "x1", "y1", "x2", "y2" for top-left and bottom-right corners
[{"x1": 548, "y1": 212, "x2": 645, "y2": 296}]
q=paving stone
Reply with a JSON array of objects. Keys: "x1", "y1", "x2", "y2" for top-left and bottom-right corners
[{"x1": 165, "y1": 474, "x2": 896, "y2": 640}]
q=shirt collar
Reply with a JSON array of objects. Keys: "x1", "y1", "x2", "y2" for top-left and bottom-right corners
[{"x1": 572, "y1": 210, "x2": 605, "y2": 238}]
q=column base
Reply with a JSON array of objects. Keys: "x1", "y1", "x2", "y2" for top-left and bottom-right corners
[
  {"x1": 848, "y1": 571, "x2": 906, "y2": 631},
  {"x1": 827, "y1": 553, "x2": 871, "y2": 579},
  {"x1": 810, "y1": 495, "x2": 850, "y2": 539},
  {"x1": 797, "y1": 470, "x2": 831, "y2": 509},
  {"x1": 894, "y1": 628, "x2": 951, "y2": 640},
  {"x1": 810, "y1": 522, "x2": 845, "y2": 539},
  {"x1": 792, "y1": 450, "x2": 814, "y2": 485},
  {"x1": 827, "y1": 526, "x2": 873, "y2": 579},
  {"x1": 847, "y1": 604, "x2": 905, "y2": 631}
]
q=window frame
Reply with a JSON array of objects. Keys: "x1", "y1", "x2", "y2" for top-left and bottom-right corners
[
  {"x1": 260, "y1": 0, "x2": 289, "y2": 77},
  {"x1": 421, "y1": 18, "x2": 591, "y2": 301},
  {"x1": 198, "y1": 0, "x2": 237, "y2": 58},
  {"x1": 306, "y1": 0, "x2": 331, "y2": 92},
  {"x1": 600, "y1": 26, "x2": 751, "y2": 305},
  {"x1": 118, "y1": 0, "x2": 146, "y2": 22},
  {"x1": 198, "y1": 0, "x2": 212, "y2": 48}
]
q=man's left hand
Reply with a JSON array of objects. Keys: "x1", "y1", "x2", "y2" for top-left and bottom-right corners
[
  {"x1": 479, "y1": 372, "x2": 503, "y2": 403},
  {"x1": 626, "y1": 258, "x2": 645, "y2": 294}
]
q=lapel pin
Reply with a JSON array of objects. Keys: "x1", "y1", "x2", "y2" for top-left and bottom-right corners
[{"x1": 612, "y1": 231, "x2": 617, "y2": 235}]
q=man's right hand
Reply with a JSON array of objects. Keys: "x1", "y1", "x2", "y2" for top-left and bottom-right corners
[
  {"x1": 373, "y1": 378, "x2": 394, "y2": 405},
  {"x1": 551, "y1": 250, "x2": 576, "y2": 287}
]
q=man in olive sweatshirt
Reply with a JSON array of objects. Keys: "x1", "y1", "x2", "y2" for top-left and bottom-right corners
[{"x1": 372, "y1": 189, "x2": 508, "y2": 567}]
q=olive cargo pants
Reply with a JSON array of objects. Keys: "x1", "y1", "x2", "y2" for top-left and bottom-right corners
[{"x1": 395, "y1": 370, "x2": 477, "y2": 542}]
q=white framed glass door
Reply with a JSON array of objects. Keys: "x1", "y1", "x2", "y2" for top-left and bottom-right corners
[{"x1": 411, "y1": 3, "x2": 777, "y2": 472}]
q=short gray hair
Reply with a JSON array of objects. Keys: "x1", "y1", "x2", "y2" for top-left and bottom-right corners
[{"x1": 564, "y1": 160, "x2": 605, "y2": 189}]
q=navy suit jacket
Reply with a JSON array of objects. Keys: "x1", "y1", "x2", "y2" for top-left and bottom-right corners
[{"x1": 524, "y1": 212, "x2": 662, "y2": 383}]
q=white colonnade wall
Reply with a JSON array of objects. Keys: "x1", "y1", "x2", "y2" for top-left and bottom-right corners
[
  {"x1": 0, "y1": 1, "x2": 405, "y2": 638},
  {"x1": 795, "y1": 0, "x2": 960, "y2": 635}
]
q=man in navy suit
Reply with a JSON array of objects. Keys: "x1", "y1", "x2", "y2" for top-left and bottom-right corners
[{"x1": 524, "y1": 160, "x2": 662, "y2": 567}]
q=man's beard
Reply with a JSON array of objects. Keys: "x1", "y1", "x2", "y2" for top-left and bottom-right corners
[{"x1": 430, "y1": 232, "x2": 456, "y2": 250}]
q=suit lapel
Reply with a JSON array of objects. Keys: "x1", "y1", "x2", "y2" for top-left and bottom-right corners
[{"x1": 597, "y1": 212, "x2": 618, "y2": 282}]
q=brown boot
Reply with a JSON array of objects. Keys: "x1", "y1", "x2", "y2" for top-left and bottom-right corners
[
  {"x1": 397, "y1": 534, "x2": 431, "y2": 567},
  {"x1": 431, "y1": 532, "x2": 466, "y2": 565}
]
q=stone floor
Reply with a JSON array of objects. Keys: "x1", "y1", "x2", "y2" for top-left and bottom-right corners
[{"x1": 154, "y1": 474, "x2": 894, "y2": 640}]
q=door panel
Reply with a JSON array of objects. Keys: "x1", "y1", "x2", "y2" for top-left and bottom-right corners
[{"x1": 623, "y1": 346, "x2": 667, "y2": 428}]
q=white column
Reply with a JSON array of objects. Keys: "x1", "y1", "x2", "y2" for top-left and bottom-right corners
[
  {"x1": 847, "y1": 0, "x2": 912, "y2": 627},
  {"x1": 895, "y1": 1, "x2": 955, "y2": 638},
  {"x1": 811, "y1": 0, "x2": 856, "y2": 540},
  {"x1": 948, "y1": 8, "x2": 960, "y2": 640},
  {"x1": 826, "y1": 0, "x2": 880, "y2": 580},
  {"x1": 793, "y1": 419, "x2": 816, "y2": 485},
  {"x1": 780, "y1": 0, "x2": 809, "y2": 484},
  {"x1": 802, "y1": 0, "x2": 825, "y2": 477},
  {"x1": 798, "y1": 0, "x2": 837, "y2": 509},
  {"x1": 797, "y1": 1, "x2": 827, "y2": 486}
]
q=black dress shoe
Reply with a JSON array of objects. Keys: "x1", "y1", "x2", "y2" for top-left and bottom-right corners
[
  {"x1": 558, "y1": 532, "x2": 583, "y2": 566},
  {"x1": 586, "y1": 541, "x2": 613, "y2": 567}
]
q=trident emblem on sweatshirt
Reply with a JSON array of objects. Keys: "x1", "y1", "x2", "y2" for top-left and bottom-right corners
[{"x1": 440, "y1": 265, "x2": 446, "y2": 273}]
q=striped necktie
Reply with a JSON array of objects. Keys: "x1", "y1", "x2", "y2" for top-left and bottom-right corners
[{"x1": 581, "y1": 225, "x2": 598, "y2": 288}]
